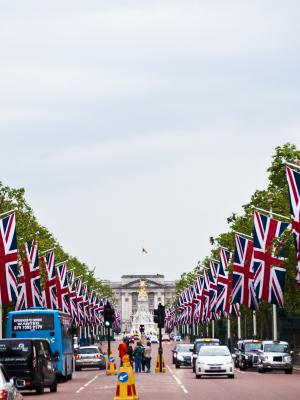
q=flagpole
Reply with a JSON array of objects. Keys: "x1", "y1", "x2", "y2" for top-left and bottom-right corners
[
  {"x1": 253, "y1": 311, "x2": 257, "y2": 337},
  {"x1": 254, "y1": 206, "x2": 290, "y2": 221},
  {"x1": 0, "y1": 209, "x2": 16, "y2": 218},
  {"x1": 268, "y1": 192, "x2": 278, "y2": 341},
  {"x1": 238, "y1": 315, "x2": 242, "y2": 339},
  {"x1": 227, "y1": 316, "x2": 231, "y2": 351},
  {"x1": 211, "y1": 320, "x2": 215, "y2": 338}
]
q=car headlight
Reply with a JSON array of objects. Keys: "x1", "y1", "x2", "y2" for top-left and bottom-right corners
[
  {"x1": 177, "y1": 355, "x2": 184, "y2": 361},
  {"x1": 284, "y1": 356, "x2": 292, "y2": 362}
]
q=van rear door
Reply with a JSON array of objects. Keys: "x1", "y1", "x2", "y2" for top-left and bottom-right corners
[{"x1": 0, "y1": 340, "x2": 32, "y2": 378}]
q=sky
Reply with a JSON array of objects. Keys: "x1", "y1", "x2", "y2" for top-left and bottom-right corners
[{"x1": 0, "y1": 1, "x2": 299, "y2": 282}]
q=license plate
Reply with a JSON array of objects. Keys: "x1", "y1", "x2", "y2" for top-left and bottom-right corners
[
  {"x1": 210, "y1": 366, "x2": 221, "y2": 370},
  {"x1": 83, "y1": 362, "x2": 94, "y2": 365}
]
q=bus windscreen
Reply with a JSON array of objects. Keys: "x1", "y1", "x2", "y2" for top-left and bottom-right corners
[{"x1": 12, "y1": 314, "x2": 54, "y2": 331}]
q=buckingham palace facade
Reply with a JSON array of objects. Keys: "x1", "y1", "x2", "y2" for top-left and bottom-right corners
[{"x1": 108, "y1": 274, "x2": 176, "y2": 333}]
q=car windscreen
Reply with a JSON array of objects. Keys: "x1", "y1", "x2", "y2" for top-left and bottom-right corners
[
  {"x1": 177, "y1": 345, "x2": 193, "y2": 353},
  {"x1": 195, "y1": 341, "x2": 219, "y2": 353},
  {"x1": 264, "y1": 343, "x2": 289, "y2": 353},
  {"x1": 78, "y1": 348, "x2": 99, "y2": 354},
  {"x1": 0, "y1": 340, "x2": 32, "y2": 361},
  {"x1": 199, "y1": 347, "x2": 230, "y2": 356},
  {"x1": 244, "y1": 343, "x2": 262, "y2": 351}
]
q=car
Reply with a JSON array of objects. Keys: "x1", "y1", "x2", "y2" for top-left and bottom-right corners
[
  {"x1": 173, "y1": 344, "x2": 193, "y2": 368},
  {"x1": 257, "y1": 340, "x2": 293, "y2": 374},
  {"x1": 196, "y1": 345, "x2": 234, "y2": 379},
  {"x1": 0, "y1": 338, "x2": 58, "y2": 394},
  {"x1": 150, "y1": 336, "x2": 159, "y2": 344},
  {"x1": 75, "y1": 346, "x2": 106, "y2": 371},
  {"x1": 231, "y1": 340, "x2": 243, "y2": 368},
  {"x1": 162, "y1": 334, "x2": 170, "y2": 342},
  {"x1": 237, "y1": 339, "x2": 262, "y2": 370},
  {"x1": 0, "y1": 363, "x2": 23, "y2": 400},
  {"x1": 192, "y1": 338, "x2": 220, "y2": 372}
]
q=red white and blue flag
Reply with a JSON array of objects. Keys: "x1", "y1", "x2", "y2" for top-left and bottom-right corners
[
  {"x1": 56, "y1": 262, "x2": 69, "y2": 314},
  {"x1": 40, "y1": 250, "x2": 57, "y2": 310},
  {"x1": 231, "y1": 234, "x2": 258, "y2": 310},
  {"x1": 0, "y1": 212, "x2": 19, "y2": 305},
  {"x1": 208, "y1": 260, "x2": 219, "y2": 321},
  {"x1": 286, "y1": 166, "x2": 300, "y2": 286},
  {"x1": 75, "y1": 277, "x2": 85, "y2": 325},
  {"x1": 68, "y1": 270, "x2": 79, "y2": 324},
  {"x1": 253, "y1": 211, "x2": 289, "y2": 307},
  {"x1": 16, "y1": 240, "x2": 43, "y2": 310},
  {"x1": 216, "y1": 248, "x2": 232, "y2": 315}
]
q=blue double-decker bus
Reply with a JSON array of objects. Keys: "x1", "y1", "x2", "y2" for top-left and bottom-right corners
[{"x1": 6, "y1": 308, "x2": 73, "y2": 380}]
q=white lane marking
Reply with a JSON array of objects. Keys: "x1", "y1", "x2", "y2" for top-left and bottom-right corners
[
  {"x1": 76, "y1": 374, "x2": 99, "y2": 393},
  {"x1": 167, "y1": 365, "x2": 189, "y2": 395}
]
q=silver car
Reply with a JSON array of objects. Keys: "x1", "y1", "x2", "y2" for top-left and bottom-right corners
[
  {"x1": 257, "y1": 340, "x2": 293, "y2": 374},
  {"x1": 0, "y1": 363, "x2": 23, "y2": 400},
  {"x1": 75, "y1": 346, "x2": 106, "y2": 371}
]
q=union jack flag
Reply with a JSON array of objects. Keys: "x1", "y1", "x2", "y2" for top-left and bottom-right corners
[
  {"x1": 75, "y1": 277, "x2": 84, "y2": 325},
  {"x1": 193, "y1": 275, "x2": 204, "y2": 324},
  {"x1": 40, "y1": 251, "x2": 57, "y2": 310},
  {"x1": 253, "y1": 211, "x2": 289, "y2": 307},
  {"x1": 286, "y1": 166, "x2": 300, "y2": 286},
  {"x1": 16, "y1": 240, "x2": 43, "y2": 310},
  {"x1": 208, "y1": 260, "x2": 219, "y2": 321},
  {"x1": 216, "y1": 248, "x2": 232, "y2": 315},
  {"x1": 68, "y1": 270, "x2": 78, "y2": 324},
  {"x1": 231, "y1": 234, "x2": 258, "y2": 310},
  {"x1": 0, "y1": 212, "x2": 19, "y2": 305},
  {"x1": 201, "y1": 270, "x2": 210, "y2": 322},
  {"x1": 56, "y1": 262, "x2": 69, "y2": 314},
  {"x1": 82, "y1": 283, "x2": 90, "y2": 326}
]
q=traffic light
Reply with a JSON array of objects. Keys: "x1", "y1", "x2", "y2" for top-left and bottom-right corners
[
  {"x1": 103, "y1": 303, "x2": 115, "y2": 328},
  {"x1": 139, "y1": 324, "x2": 145, "y2": 333},
  {"x1": 153, "y1": 303, "x2": 165, "y2": 328}
]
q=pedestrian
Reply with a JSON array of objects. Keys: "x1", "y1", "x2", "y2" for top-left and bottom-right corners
[
  {"x1": 133, "y1": 341, "x2": 144, "y2": 373},
  {"x1": 118, "y1": 338, "x2": 128, "y2": 367},
  {"x1": 128, "y1": 342, "x2": 134, "y2": 367},
  {"x1": 144, "y1": 341, "x2": 152, "y2": 373}
]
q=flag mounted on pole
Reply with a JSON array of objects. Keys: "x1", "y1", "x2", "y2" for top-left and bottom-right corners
[
  {"x1": 16, "y1": 240, "x2": 43, "y2": 310},
  {"x1": 286, "y1": 166, "x2": 300, "y2": 286},
  {"x1": 40, "y1": 250, "x2": 57, "y2": 310},
  {"x1": 253, "y1": 211, "x2": 289, "y2": 307},
  {"x1": 0, "y1": 212, "x2": 19, "y2": 305},
  {"x1": 56, "y1": 262, "x2": 69, "y2": 314}
]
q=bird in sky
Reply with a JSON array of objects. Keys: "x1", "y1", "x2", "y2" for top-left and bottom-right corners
[{"x1": 142, "y1": 248, "x2": 148, "y2": 254}]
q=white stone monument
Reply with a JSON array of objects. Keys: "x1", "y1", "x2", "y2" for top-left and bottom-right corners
[{"x1": 131, "y1": 280, "x2": 156, "y2": 334}]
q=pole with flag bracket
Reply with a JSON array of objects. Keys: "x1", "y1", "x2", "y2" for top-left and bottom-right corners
[
  {"x1": 0, "y1": 209, "x2": 16, "y2": 218},
  {"x1": 253, "y1": 207, "x2": 290, "y2": 221},
  {"x1": 234, "y1": 231, "x2": 253, "y2": 239},
  {"x1": 285, "y1": 161, "x2": 300, "y2": 170},
  {"x1": 41, "y1": 248, "x2": 56, "y2": 254},
  {"x1": 55, "y1": 260, "x2": 68, "y2": 266}
]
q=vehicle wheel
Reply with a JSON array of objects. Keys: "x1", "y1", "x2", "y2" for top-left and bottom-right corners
[
  {"x1": 239, "y1": 361, "x2": 245, "y2": 371},
  {"x1": 36, "y1": 378, "x2": 44, "y2": 395},
  {"x1": 175, "y1": 364, "x2": 180, "y2": 369},
  {"x1": 50, "y1": 378, "x2": 58, "y2": 393},
  {"x1": 196, "y1": 374, "x2": 201, "y2": 379},
  {"x1": 228, "y1": 374, "x2": 235, "y2": 379},
  {"x1": 285, "y1": 369, "x2": 292, "y2": 374},
  {"x1": 258, "y1": 368, "x2": 265, "y2": 373}
]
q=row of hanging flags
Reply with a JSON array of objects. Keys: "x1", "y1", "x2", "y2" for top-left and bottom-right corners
[
  {"x1": 0, "y1": 212, "x2": 120, "y2": 330},
  {"x1": 165, "y1": 165, "x2": 300, "y2": 331}
]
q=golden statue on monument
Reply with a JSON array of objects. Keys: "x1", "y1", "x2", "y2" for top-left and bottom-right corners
[{"x1": 138, "y1": 280, "x2": 148, "y2": 300}]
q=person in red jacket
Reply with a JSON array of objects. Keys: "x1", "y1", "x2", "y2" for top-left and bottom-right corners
[{"x1": 118, "y1": 338, "x2": 128, "y2": 366}]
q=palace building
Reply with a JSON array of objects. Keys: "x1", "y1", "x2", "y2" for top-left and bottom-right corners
[{"x1": 108, "y1": 274, "x2": 176, "y2": 333}]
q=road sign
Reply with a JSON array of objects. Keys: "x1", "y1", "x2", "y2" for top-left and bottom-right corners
[
  {"x1": 117, "y1": 372, "x2": 129, "y2": 383},
  {"x1": 109, "y1": 357, "x2": 115, "y2": 363}
]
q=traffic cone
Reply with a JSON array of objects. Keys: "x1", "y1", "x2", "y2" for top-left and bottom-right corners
[
  {"x1": 114, "y1": 355, "x2": 138, "y2": 400},
  {"x1": 155, "y1": 353, "x2": 167, "y2": 373},
  {"x1": 106, "y1": 354, "x2": 118, "y2": 375}
]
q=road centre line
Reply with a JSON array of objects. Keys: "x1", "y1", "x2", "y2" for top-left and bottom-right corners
[
  {"x1": 76, "y1": 374, "x2": 99, "y2": 393},
  {"x1": 167, "y1": 365, "x2": 189, "y2": 394}
]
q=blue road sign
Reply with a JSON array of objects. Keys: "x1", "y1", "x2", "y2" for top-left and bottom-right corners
[
  {"x1": 118, "y1": 372, "x2": 129, "y2": 383},
  {"x1": 109, "y1": 357, "x2": 115, "y2": 363}
]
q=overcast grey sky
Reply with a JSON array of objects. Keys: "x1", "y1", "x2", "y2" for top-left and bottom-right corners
[{"x1": 0, "y1": 1, "x2": 299, "y2": 282}]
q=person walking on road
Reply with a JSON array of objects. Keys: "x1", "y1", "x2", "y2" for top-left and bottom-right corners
[
  {"x1": 118, "y1": 338, "x2": 128, "y2": 367},
  {"x1": 144, "y1": 341, "x2": 152, "y2": 373},
  {"x1": 133, "y1": 341, "x2": 144, "y2": 373}
]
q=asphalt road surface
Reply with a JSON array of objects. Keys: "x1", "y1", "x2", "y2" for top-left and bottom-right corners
[{"x1": 22, "y1": 340, "x2": 300, "y2": 400}]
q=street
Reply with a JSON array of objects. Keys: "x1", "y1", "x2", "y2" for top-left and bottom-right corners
[{"x1": 22, "y1": 341, "x2": 300, "y2": 400}]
